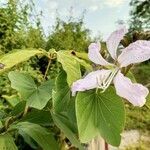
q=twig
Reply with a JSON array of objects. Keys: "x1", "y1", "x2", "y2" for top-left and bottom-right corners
[
  {"x1": 44, "y1": 58, "x2": 51, "y2": 80},
  {"x1": 4, "y1": 117, "x2": 13, "y2": 130},
  {"x1": 22, "y1": 105, "x2": 29, "y2": 117},
  {"x1": 105, "y1": 141, "x2": 109, "y2": 150}
]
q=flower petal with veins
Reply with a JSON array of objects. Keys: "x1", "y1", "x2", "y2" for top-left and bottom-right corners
[
  {"x1": 71, "y1": 69, "x2": 112, "y2": 96},
  {"x1": 118, "y1": 40, "x2": 150, "y2": 67},
  {"x1": 114, "y1": 71, "x2": 149, "y2": 107},
  {"x1": 106, "y1": 26, "x2": 127, "y2": 60},
  {"x1": 88, "y1": 43, "x2": 112, "y2": 66}
]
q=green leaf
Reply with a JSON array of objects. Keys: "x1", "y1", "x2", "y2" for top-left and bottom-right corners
[
  {"x1": 57, "y1": 51, "x2": 92, "y2": 86},
  {"x1": 126, "y1": 71, "x2": 137, "y2": 82},
  {"x1": 75, "y1": 51, "x2": 90, "y2": 61},
  {"x1": 145, "y1": 94, "x2": 150, "y2": 109},
  {"x1": 21, "y1": 109, "x2": 53, "y2": 126},
  {"x1": 52, "y1": 70, "x2": 78, "y2": 144},
  {"x1": 76, "y1": 87, "x2": 125, "y2": 146},
  {"x1": 11, "y1": 101, "x2": 26, "y2": 116},
  {"x1": 0, "y1": 133, "x2": 17, "y2": 150},
  {"x1": 0, "y1": 121, "x2": 3, "y2": 128},
  {"x1": 51, "y1": 113, "x2": 83, "y2": 150},
  {"x1": 57, "y1": 51, "x2": 81, "y2": 86},
  {"x1": 19, "y1": 131, "x2": 38, "y2": 149},
  {"x1": 2, "y1": 95, "x2": 20, "y2": 107},
  {"x1": 8, "y1": 71, "x2": 53, "y2": 110},
  {"x1": 53, "y1": 70, "x2": 71, "y2": 113},
  {"x1": 0, "y1": 49, "x2": 44, "y2": 73},
  {"x1": 73, "y1": 56, "x2": 92, "y2": 71},
  {"x1": 0, "y1": 110, "x2": 7, "y2": 120},
  {"x1": 11, "y1": 122, "x2": 59, "y2": 150}
]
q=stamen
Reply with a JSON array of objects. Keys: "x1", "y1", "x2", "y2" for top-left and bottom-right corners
[
  {"x1": 101, "y1": 68, "x2": 119, "y2": 92},
  {"x1": 100, "y1": 75, "x2": 106, "y2": 88},
  {"x1": 96, "y1": 68, "x2": 119, "y2": 92},
  {"x1": 96, "y1": 76, "x2": 103, "y2": 88},
  {"x1": 102, "y1": 74, "x2": 111, "y2": 87}
]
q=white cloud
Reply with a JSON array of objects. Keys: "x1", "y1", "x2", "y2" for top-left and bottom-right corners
[
  {"x1": 0, "y1": 0, "x2": 6, "y2": 5},
  {"x1": 105, "y1": 0, "x2": 125, "y2": 7},
  {"x1": 80, "y1": 0, "x2": 124, "y2": 13},
  {"x1": 89, "y1": 5, "x2": 99, "y2": 12},
  {"x1": 83, "y1": 1, "x2": 103, "y2": 13},
  {"x1": 46, "y1": 1, "x2": 58, "y2": 10}
]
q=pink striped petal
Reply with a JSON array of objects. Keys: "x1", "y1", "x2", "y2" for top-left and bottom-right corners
[
  {"x1": 118, "y1": 40, "x2": 150, "y2": 67},
  {"x1": 71, "y1": 69, "x2": 112, "y2": 96},
  {"x1": 106, "y1": 26, "x2": 127, "y2": 60},
  {"x1": 88, "y1": 43, "x2": 112, "y2": 66},
  {"x1": 114, "y1": 71, "x2": 149, "y2": 107}
]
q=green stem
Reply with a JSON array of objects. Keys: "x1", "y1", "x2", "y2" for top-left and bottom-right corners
[
  {"x1": 145, "y1": 104, "x2": 150, "y2": 110},
  {"x1": 44, "y1": 58, "x2": 51, "y2": 80},
  {"x1": 22, "y1": 105, "x2": 29, "y2": 117},
  {"x1": 4, "y1": 117, "x2": 13, "y2": 130}
]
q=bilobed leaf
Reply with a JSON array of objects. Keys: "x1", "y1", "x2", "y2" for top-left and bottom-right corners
[
  {"x1": 26, "y1": 80, "x2": 53, "y2": 109},
  {"x1": 8, "y1": 71, "x2": 53, "y2": 110},
  {"x1": 0, "y1": 133, "x2": 17, "y2": 150},
  {"x1": 57, "y1": 50, "x2": 81, "y2": 86},
  {"x1": 76, "y1": 87, "x2": 125, "y2": 146},
  {"x1": 8, "y1": 72, "x2": 37, "y2": 98},
  {"x1": 0, "y1": 49, "x2": 44, "y2": 73},
  {"x1": 51, "y1": 113, "x2": 83, "y2": 150},
  {"x1": 11, "y1": 122, "x2": 59, "y2": 150},
  {"x1": 53, "y1": 70, "x2": 70, "y2": 113}
]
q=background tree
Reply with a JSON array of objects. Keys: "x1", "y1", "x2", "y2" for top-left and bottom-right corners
[
  {"x1": 46, "y1": 17, "x2": 91, "y2": 52},
  {"x1": 0, "y1": 0, "x2": 45, "y2": 53},
  {"x1": 129, "y1": 0, "x2": 150, "y2": 31}
]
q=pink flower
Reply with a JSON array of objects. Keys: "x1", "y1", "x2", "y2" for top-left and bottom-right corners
[{"x1": 71, "y1": 27, "x2": 150, "y2": 107}]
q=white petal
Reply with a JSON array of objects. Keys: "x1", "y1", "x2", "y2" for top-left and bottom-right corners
[
  {"x1": 114, "y1": 71, "x2": 149, "y2": 107},
  {"x1": 71, "y1": 69, "x2": 112, "y2": 96},
  {"x1": 118, "y1": 40, "x2": 150, "y2": 67},
  {"x1": 106, "y1": 26, "x2": 127, "y2": 60},
  {"x1": 88, "y1": 43, "x2": 112, "y2": 66}
]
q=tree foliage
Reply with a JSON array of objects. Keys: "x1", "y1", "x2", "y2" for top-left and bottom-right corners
[
  {"x1": 46, "y1": 17, "x2": 91, "y2": 52},
  {"x1": 0, "y1": 0, "x2": 45, "y2": 52},
  {"x1": 129, "y1": 0, "x2": 150, "y2": 31}
]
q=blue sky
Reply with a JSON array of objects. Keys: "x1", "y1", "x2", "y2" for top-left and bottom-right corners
[
  {"x1": 36, "y1": 0, "x2": 131, "y2": 39},
  {"x1": 0, "y1": 0, "x2": 131, "y2": 39}
]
